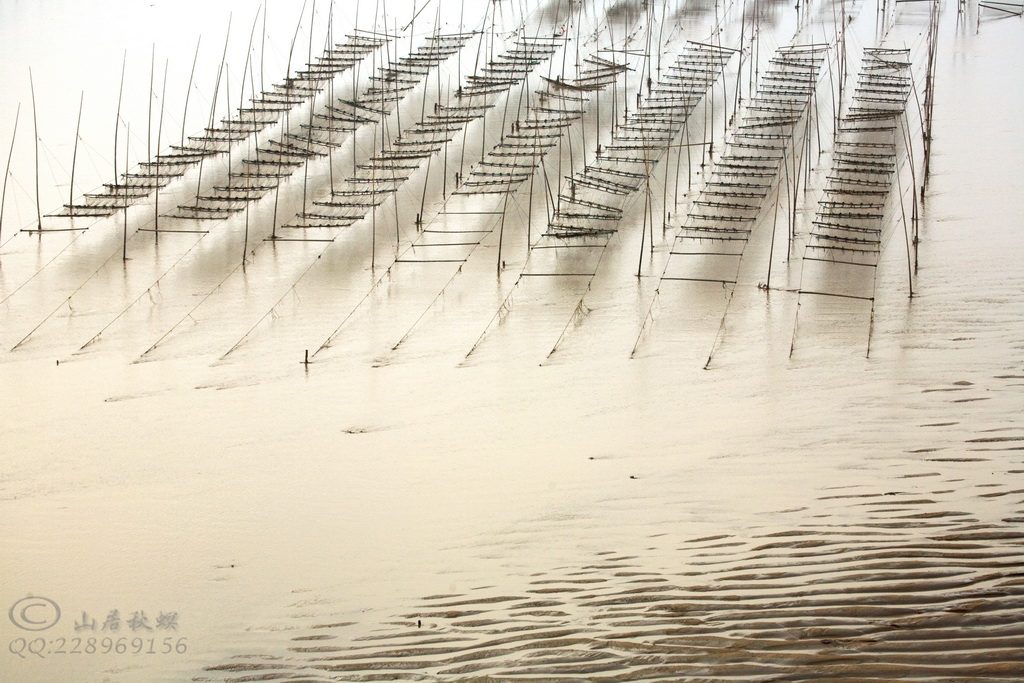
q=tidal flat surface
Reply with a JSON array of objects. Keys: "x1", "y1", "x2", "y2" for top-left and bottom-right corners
[{"x1": 1, "y1": 0, "x2": 1022, "y2": 681}]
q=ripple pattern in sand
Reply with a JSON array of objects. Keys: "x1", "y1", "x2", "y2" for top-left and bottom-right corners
[{"x1": 197, "y1": 467, "x2": 1024, "y2": 682}]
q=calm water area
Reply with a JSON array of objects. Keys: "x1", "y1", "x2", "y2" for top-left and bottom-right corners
[{"x1": 1, "y1": 0, "x2": 1022, "y2": 681}]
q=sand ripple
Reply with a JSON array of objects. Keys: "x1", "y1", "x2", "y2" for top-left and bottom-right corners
[{"x1": 197, "y1": 474, "x2": 1024, "y2": 682}]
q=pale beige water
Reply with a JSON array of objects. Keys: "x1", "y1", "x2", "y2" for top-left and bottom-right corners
[{"x1": 1, "y1": 1, "x2": 1022, "y2": 681}]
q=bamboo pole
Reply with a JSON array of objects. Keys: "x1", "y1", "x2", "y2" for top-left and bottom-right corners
[
  {"x1": 123, "y1": 122, "x2": 130, "y2": 261},
  {"x1": 155, "y1": 60, "x2": 168, "y2": 232},
  {"x1": 29, "y1": 68, "x2": 43, "y2": 231},
  {"x1": 114, "y1": 53, "x2": 126, "y2": 216},
  {"x1": 69, "y1": 92, "x2": 84, "y2": 212},
  {"x1": 270, "y1": 1, "x2": 308, "y2": 239},
  {"x1": 261, "y1": 0, "x2": 267, "y2": 95},
  {"x1": 181, "y1": 38, "x2": 202, "y2": 148},
  {"x1": 148, "y1": 44, "x2": 155, "y2": 166},
  {"x1": 194, "y1": 15, "x2": 233, "y2": 210},
  {"x1": 0, "y1": 104, "x2": 20, "y2": 246}
]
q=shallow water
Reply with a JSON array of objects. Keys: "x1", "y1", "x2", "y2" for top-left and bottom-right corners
[{"x1": 1, "y1": 0, "x2": 1022, "y2": 681}]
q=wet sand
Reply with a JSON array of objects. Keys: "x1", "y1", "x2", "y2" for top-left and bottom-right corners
[{"x1": 1, "y1": 0, "x2": 1022, "y2": 681}]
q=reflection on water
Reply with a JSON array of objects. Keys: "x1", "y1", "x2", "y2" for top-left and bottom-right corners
[{"x1": 1, "y1": 0, "x2": 1022, "y2": 681}]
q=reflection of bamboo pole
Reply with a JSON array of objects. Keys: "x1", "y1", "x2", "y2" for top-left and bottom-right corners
[
  {"x1": 0, "y1": 104, "x2": 19, "y2": 245},
  {"x1": 637, "y1": 202, "x2": 647, "y2": 276},
  {"x1": 782, "y1": 137, "x2": 794, "y2": 253},
  {"x1": 766, "y1": 182, "x2": 781, "y2": 289},
  {"x1": 895, "y1": 144, "x2": 914, "y2": 297},
  {"x1": 898, "y1": 112, "x2": 919, "y2": 271},
  {"x1": 789, "y1": 299, "x2": 801, "y2": 358},
  {"x1": 637, "y1": 117, "x2": 652, "y2": 277},
  {"x1": 662, "y1": 133, "x2": 670, "y2": 233},
  {"x1": 866, "y1": 288, "x2": 876, "y2": 358},
  {"x1": 540, "y1": 145, "x2": 554, "y2": 228},
  {"x1": 496, "y1": 178, "x2": 511, "y2": 276}
]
